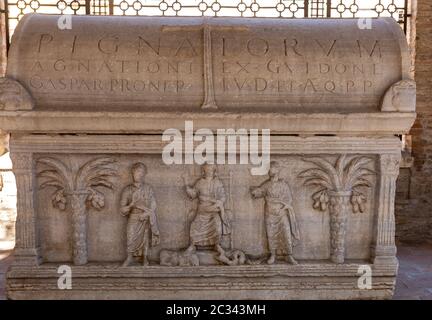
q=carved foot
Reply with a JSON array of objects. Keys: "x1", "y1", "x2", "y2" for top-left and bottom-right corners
[
  {"x1": 185, "y1": 245, "x2": 196, "y2": 253},
  {"x1": 331, "y1": 254, "x2": 344, "y2": 264},
  {"x1": 286, "y1": 255, "x2": 298, "y2": 265},
  {"x1": 143, "y1": 258, "x2": 149, "y2": 266},
  {"x1": 267, "y1": 254, "x2": 276, "y2": 265},
  {"x1": 122, "y1": 256, "x2": 133, "y2": 267}
]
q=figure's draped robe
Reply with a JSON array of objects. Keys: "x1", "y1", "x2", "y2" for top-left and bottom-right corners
[
  {"x1": 121, "y1": 183, "x2": 159, "y2": 255},
  {"x1": 255, "y1": 180, "x2": 300, "y2": 254},
  {"x1": 189, "y1": 178, "x2": 226, "y2": 247}
]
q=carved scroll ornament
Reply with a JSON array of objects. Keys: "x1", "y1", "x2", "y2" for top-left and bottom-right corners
[
  {"x1": 0, "y1": 77, "x2": 34, "y2": 111},
  {"x1": 381, "y1": 79, "x2": 416, "y2": 112}
]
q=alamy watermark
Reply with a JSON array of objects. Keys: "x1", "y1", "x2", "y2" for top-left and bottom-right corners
[
  {"x1": 357, "y1": 265, "x2": 372, "y2": 290},
  {"x1": 57, "y1": 15, "x2": 72, "y2": 30},
  {"x1": 357, "y1": 18, "x2": 373, "y2": 30},
  {"x1": 162, "y1": 121, "x2": 270, "y2": 175},
  {"x1": 57, "y1": 265, "x2": 72, "y2": 290}
]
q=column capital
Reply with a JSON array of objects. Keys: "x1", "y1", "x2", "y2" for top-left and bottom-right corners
[{"x1": 379, "y1": 153, "x2": 401, "y2": 176}]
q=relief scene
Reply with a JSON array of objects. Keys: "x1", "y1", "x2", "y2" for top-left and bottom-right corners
[{"x1": 35, "y1": 155, "x2": 376, "y2": 267}]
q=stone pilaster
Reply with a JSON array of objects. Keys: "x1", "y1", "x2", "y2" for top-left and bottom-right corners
[
  {"x1": 372, "y1": 153, "x2": 401, "y2": 266},
  {"x1": 10, "y1": 150, "x2": 41, "y2": 266}
]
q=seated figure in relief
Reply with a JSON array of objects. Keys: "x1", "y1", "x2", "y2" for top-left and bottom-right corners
[
  {"x1": 120, "y1": 163, "x2": 160, "y2": 266},
  {"x1": 250, "y1": 161, "x2": 300, "y2": 265}
]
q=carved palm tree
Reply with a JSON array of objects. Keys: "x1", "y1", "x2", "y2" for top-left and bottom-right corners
[
  {"x1": 38, "y1": 157, "x2": 117, "y2": 265},
  {"x1": 298, "y1": 155, "x2": 374, "y2": 264}
]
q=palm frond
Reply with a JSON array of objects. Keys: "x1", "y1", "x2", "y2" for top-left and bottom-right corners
[
  {"x1": 342, "y1": 156, "x2": 373, "y2": 188},
  {"x1": 352, "y1": 177, "x2": 373, "y2": 189},
  {"x1": 302, "y1": 157, "x2": 340, "y2": 189},
  {"x1": 335, "y1": 155, "x2": 346, "y2": 181},
  {"x1": 38, "y1": 169, "x2": 65, "y2": 186},
  {"x1": 303, "y1": 177, "x2": 332, "y2": 189},
  {"x1": 345, "y1": 168, "x2": 375, "y2": 190},
  {"x1": 39, "y1": 180, "x2": 65, "y2": 190},
  {"x1": 85, "y1": 169, "x2": 117, "y2": 189},
  {"x1": 298, "y1": 168, "x2": 333, "y2": 187},
  {"x1": 88, "y1": 177, "x2": 115, "y2": 189},
  {"x1": 75, "y1": 157, "x2": 117, "y2": 190},
  {"x1": 37, "y1": 157, "x2": 73, "y2": 191}
]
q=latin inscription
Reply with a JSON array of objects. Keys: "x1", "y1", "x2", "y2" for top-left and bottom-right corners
[{"x1": 23, "y1": 30, "x2": 396, "y2": 106}]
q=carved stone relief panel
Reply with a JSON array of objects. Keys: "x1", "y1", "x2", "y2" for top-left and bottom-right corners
[
  {"x1": 298, "y1": 155, "x2": 376, "y2": 263},
  {"x1": 36, "y1": 153, "x2": 376, "y2": 266},
  {"x1": 37, "y1": 157, "x2": 118, "y2": 265}
]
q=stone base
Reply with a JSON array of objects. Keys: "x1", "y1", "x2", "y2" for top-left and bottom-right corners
[{"x1": 6, "y1": 262, "x2": 397, "y2": 300}]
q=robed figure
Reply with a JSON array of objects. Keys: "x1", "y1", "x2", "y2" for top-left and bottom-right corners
[
  {"x1": 251, "y1": 161, "x2": 300, "y2": 265},
  {"x1": 185, "y1": 164, "x2": 230, "y2": 253},
  {"x1": 121, "y1": 163, "x2": 160, "y2": 266}
]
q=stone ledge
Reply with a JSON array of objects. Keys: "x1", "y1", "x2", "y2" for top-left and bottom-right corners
[
  {"x1": 6, "y1": 261, "x2": 398, "y2": 277},
  {"x1": 6, "y1": 263, "x2": 397, "y2": 299},
  {"x1": 9, "y1": 134, "x2": 402, "y2": 154},
  {"x1": 0, "y1": 111, "x2": 416, "y2": 135},
  {"x1": 6, "y1": 288, "x2": 395, "y2": 300}
]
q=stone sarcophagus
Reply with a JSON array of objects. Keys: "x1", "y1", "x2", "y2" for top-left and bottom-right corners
[{"x1": 0, "y1": 14, "x2": 416, "y2": 299}]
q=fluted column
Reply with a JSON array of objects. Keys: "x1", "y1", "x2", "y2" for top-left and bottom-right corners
[
  {"x1": 372, "y1": 153, "x2": 400, "y2": 266},
  {"x1": 10, "y1": 151, "x2": 41, "y2": 266}
]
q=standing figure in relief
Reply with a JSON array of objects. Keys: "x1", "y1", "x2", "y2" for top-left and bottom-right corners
[
  {"x1": 184, "y1": 163, "x2": 230, "y2": 253},
  {"x1": 121, "y1": 163, "x2": 160, "y2": 266},
  {"x1": 250, "y1": 161, "x2": 300, "y2": 265}
]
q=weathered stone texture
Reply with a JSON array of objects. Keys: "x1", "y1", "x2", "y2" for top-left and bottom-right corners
[{"x1": 0, "y1": 14, "x2": 417, "y2": 299}]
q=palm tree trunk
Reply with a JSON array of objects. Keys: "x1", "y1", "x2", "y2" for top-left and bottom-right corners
[
  {"x1": 70, "y1": 192, "x2": 89, "y2": 265},
  {"x1": 328, "y1": 191, "x2": 351, "y2": 264}
]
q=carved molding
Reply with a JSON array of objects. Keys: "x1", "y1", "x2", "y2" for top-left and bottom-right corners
[
  {"x1": 6, "y1": 262, "x2": 398, "y2": 299},
  {"x1": 10, "y1": 135, "x2": 403, "y2": 155},
  {"x1": 0, "y1": 112, "x2": 416, "y2": 134},
  {"x1": 381, "y1": 79, "x2": 416, "y2": 112},
  {"x1": 0, "y1": 77, "x2": 34, "y2": 111}
]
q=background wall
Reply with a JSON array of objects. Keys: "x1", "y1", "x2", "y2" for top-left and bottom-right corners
[{"x1": 395, "y1": 0, "x2": 432, "y2": 244}]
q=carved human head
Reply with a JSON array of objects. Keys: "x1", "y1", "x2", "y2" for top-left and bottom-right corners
[
  {"x1": 131, "y1": 162, "x2": 147, "y2": 183},
  {"x1": 202, "y1": 163, "x2": 217, "y2": 178},
  {"x1": 268, "y1": 161, "x2": 281, "y2": 177}
]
